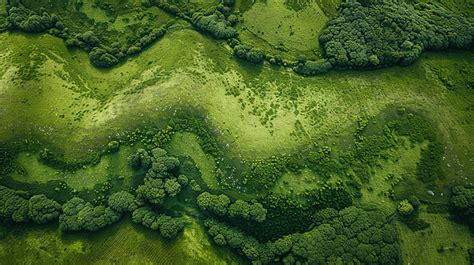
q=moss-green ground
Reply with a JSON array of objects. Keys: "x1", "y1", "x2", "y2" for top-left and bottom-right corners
[{"x1": 0, "y1": 2, "x2": 472, "y2": 262}]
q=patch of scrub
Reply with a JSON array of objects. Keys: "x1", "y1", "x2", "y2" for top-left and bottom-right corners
[
  {"x1": 272, "y1": 169, "x2": 326, "y2": 198},
  {"x1": 168, "y1": 132, "x2": 219, "y2": 189},
  {"x1": 397, "y1": 207, "x2": 474, "y2": 265},
  {"x1": 358, "y1": 139, "x2": 426, "y2": 213},
  {"x1": 10, "y1": 146, "x2": 136, "y2": 190}
]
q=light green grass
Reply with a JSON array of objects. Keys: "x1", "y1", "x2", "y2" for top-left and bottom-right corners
[
  {"x1": 239, "y1": 0, "x2": 328, "y2": 59},
  {"x1": 0, "y1": 217, "x2": 241, "y2": 265},
  {"x1": 167, "y1": 132, "x2": 219, "y2": 189},
  {"x1": 9, "y1": 146, "x2": 136, "y2": 190},
  {"x1": 397, "y1": 207, "x2": 474, "y2": 265},
  {"x1": 358, "y1": 139, "x2": 426, "y2": 213}
]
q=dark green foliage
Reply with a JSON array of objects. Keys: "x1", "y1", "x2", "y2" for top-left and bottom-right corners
[
  {"x1": 132, "y1": 207, "x2": 184, "y2": 239},
  {"x1": 246, "y1": 157, "x2": 284, "y2": 189},
  {"x1": 196, "y1": 192, "x2": 230, "y2": 216},
  {"x1": 192, "y1": 11, "x2": 237, "y2": 39},
  {"x1": 0, "y1": 185, "x2": 29, "y2": 223},
  {"x1": 8, "y1": 6, "x2": 57, "y2": 33},
  {"x1": 228, "y1": 199, "x2": 267, "y2": 222},
  {"x1": 294, "y1": 59, "x2": 332, "y2": 75},
  {"x1": 146, "y1": 148, "x2": 180, "y2": 179},
  {"x1": 89, "y1": 47, "x2": 119, "y2": 68},
  {"x1": 59, "y1": 197, "x2": 120, "y2": 232},
  {"x1": 205, "y1": 207, "x2": 401, "y2": 264},
  {"x1": 404, "y1": 218, "x2": 430, "y2": 232},
  {"x1": 28, "y1": 194, "x2": 61, "y2": 224},
  {"x1": 129, "y1": 148, "x2": 152, "y2": 170},
  {"x1": 236, "y1": 196, "x2": 316, "y2": 241},
  {"x1": 416, "y1": 142, "x2": 443, "y2": 182},
  {"x1": 136, "y1": 179, "x2": 167, "y2": 205},
  {"x1": 450, "y1": 185, "x2": 474, "y2": 229},
  {"x1": 107, "y1": 191, "x2": 140, "y2": 213},
  {"x1": 320, "y1": 0, "x2": 473, "y2": 69},
  {"x1": 164, "y1": 178, "x2": 181, "y2": 197},
  {"x1": 308, "y1": 181, "x2": 353, "y2": 210},
  {"x1": 233, "y1": 44, "x2": 265, "y2": 64}
]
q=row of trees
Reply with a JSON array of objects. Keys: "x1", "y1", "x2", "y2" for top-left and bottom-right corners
[
  {"x1": 132, "y1": 206, "x2": 185, "y2": 239},
  {"x1": 0, "y1": 185, "x2": 61, "y2": 224},
  {"x1": 5, "y1": 3, "x2": 169, "y2": 68},
  {"x1": 205, "y1": 206, "x2": 401, "y2": 264},
  {"x1": 197, "y1": 192, "x2": 267, "y2": 222},
  {"x1": 319, "y1": 0, "x2": 473, "y2": 69}
]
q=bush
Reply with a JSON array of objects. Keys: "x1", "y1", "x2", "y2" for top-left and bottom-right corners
[
  {"x1": 233, "y1": 44, "x2": 265, "y2": 64},
  {"x1": 8, "y1": 6, "x2": 57, "y2": 33},
  {"x1": 28, "y1": 194, "x2": 61, "y2": 224},
  {"x1": 192, "y1": 11, "x2": 237, "y2": 39},
  {"x1": 294, "y1": 59, "x2": 332, "y2": 75},
  {"x1": 132, "y1": 207, "x2": 184, "y2": 239},
  {"x1": 59, "y1": 197, "x2": 120, "y2": 231},
  {"x1": 89, "y1": 47, "x2": 119, "y2": 68},
  {"x1": 108, "y1": 191, "x2": 140, "y2": 213},
  {"x1": 0, "y1": 185, "x2": 29, "y2": 223}
]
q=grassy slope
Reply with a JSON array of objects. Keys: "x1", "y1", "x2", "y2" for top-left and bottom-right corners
[{"x1": 0, "y1": 217, "x2": 242, "y2": 264}]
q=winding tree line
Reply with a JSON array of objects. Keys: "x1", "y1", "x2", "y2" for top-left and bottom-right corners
[{"x1": 1, "y1": 0, "x2": 472, "y2": 71}]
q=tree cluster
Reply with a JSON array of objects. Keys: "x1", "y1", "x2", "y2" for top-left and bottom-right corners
[
  {"x1": 293, "y1": 59, "x2": 332, "y2": 76},
  {"x1": 8, "y1": 6, "x2": 58, "y2": 33},
  {"x1": 107, "y1": 191, "x2": 141, "y2": 213},
  {"x1": 132, "y1": 206, "x2": 184, "y2": 239},
  {"x1": 205, "y1": 207, "x2": 401, "y2": 264},
  {"x1": 319, "y1": 0, "x2": 473, "y2": 69},
  {"x1": 59, "y1": 197, "x2": 121, "y2": 232},
  {"x1": 233, "y1": 44, "x2": 266, "y2": 64},
  {"x1": 0, "y1": 185, "x2": 61, "y2": 224},
  {"x1": 197, "y1": 192, "x2": 268, "y2": 222},
  {"x1": 131, "y1": 148, "x2": 186, "y2": 205},
  {"x1": 450, "y1": 185, "x2": 474, "y2": 229},
  {"x1": 191, "y1": 11, "x2": 237, "y2": 39}
]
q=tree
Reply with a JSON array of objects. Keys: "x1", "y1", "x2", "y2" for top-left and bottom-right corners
[
  {"x1": 59, "y1": 197, "x2": 120, "y2": 231},
  {"x1": 397, "y1": 200, "x2": 414, "y2": 218},
  {"x1": 450, "y1": 185, "x2": 474, "y2": 228},
  {"x1": 191, "y1": 11, "x2": 237, "y2": 39},
  {"x1": 108, "y1": 191, "x2": 140, "y2": 213},
  {"x1": 132, "y1": 207, "x2": 184, "y2": 239},
  {"x1": 8, "y1": 7, "x2": 57, "y2": 33},
  {"x1": 28, "y1": 194, "x2": 61, "y2": 224},
  {"x1": 197, "y1": 192, "x2": 230, "y2": 216},
  {"x1": 233, "y1": 44, "x2": 265, "y2": 64},
  {"x1": 136, "y1": 179, "x2": 166, "y2": 205},
  {"x1": 164, "y1": 178, "x2": 181, "y2": 197},
  {"x1": 89, "y1": 47, "x2": 119, "y2": 68},
  {"x1": 0, "y1": 185, "x2": 29, "y2": 223},
  {"x1": 159, "y1": 217, "x2": 184, "y2": 239}
]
